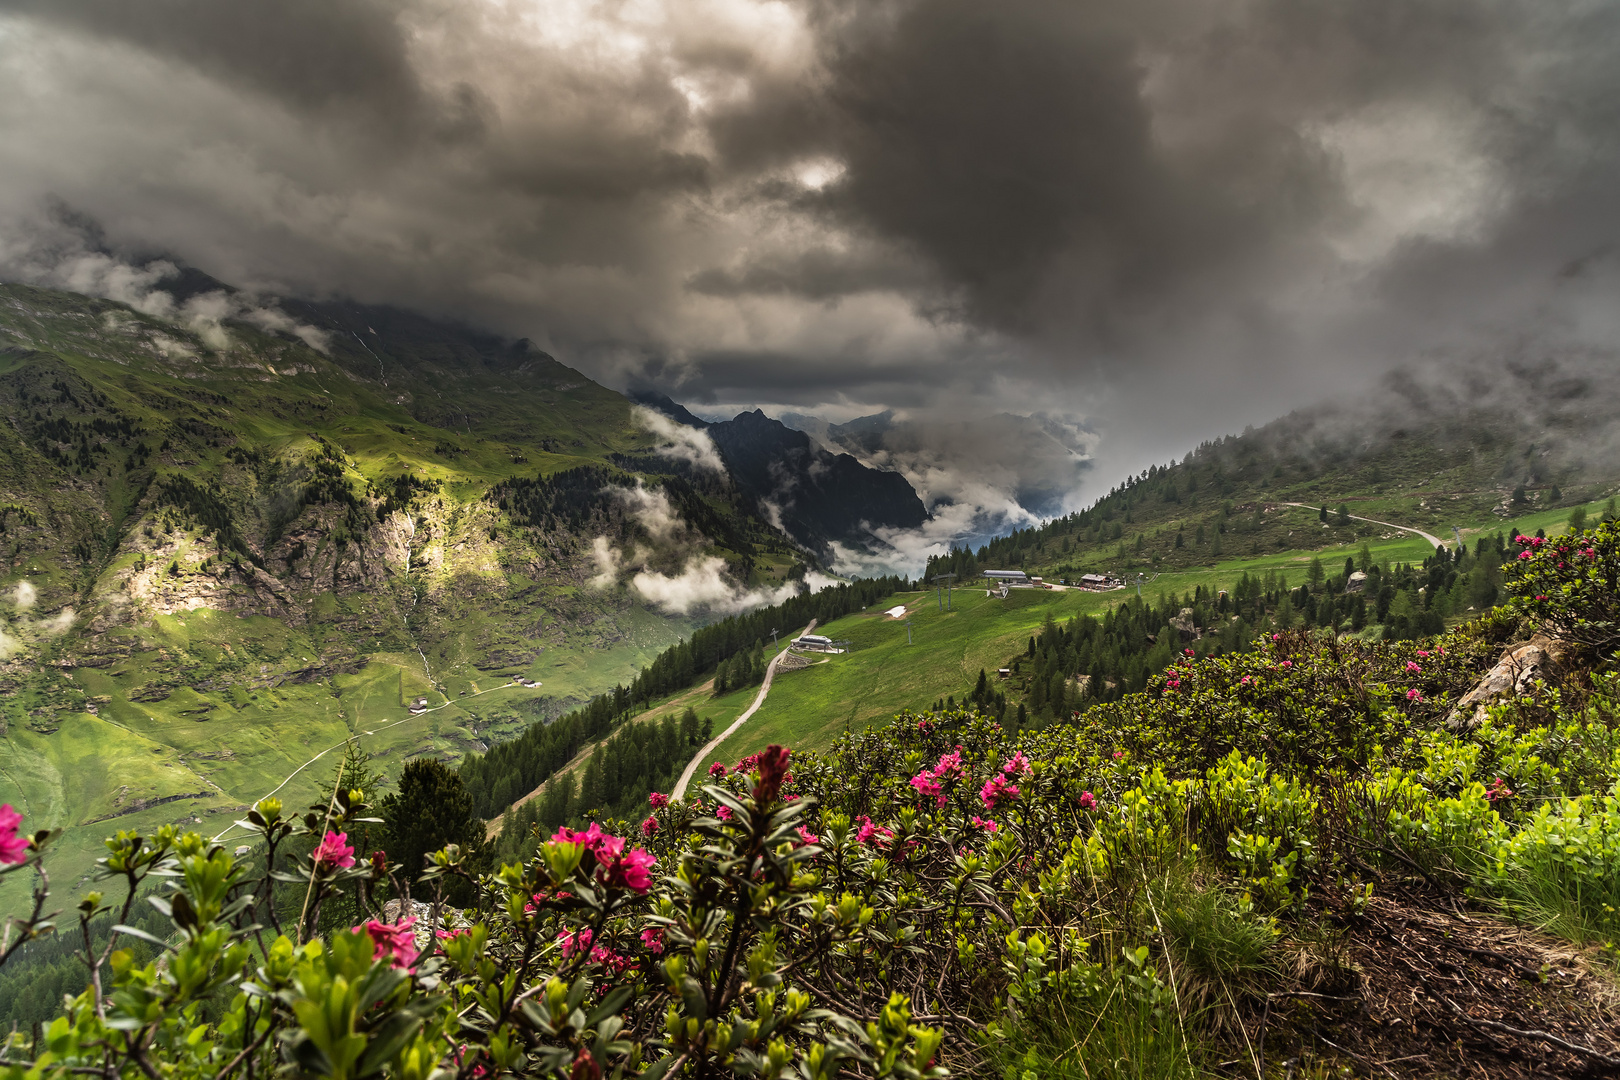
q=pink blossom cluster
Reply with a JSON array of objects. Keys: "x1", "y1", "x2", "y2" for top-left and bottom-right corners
[
  {"x1": 648, "y1": 791, "x2": 669, "y2": 809},
  {"x1": 970, "y1": 816, "x2": 998, "y2": 833},
  {"x1": 1405, "y1": 688, "x2": 1425, "y2": 703},
  {"x1": 523, "y1": 888, "x2": 575, "y2": 916},
  {"x1": 314, "y1": 831, "x2": 356, "y2": 871},
  {"x1": 361, "y1": 917, "x2": 418, "y2": 969},
  {"x1": 640, "y1": 816, "x2": 659, "y2": 837},
  {"x1": 708, "y1": 761, "x2": 727, "y2": 777},
  {"x1": 1405, "y1": 660, "x2": 1422, "y2": 674},
  {"x1": 1079, "y1": 791, "x2": 1096, "y2": 811},
  {"x1": 1165, "y1": 667, "x2": 1182, "y2": 690},
  {"x1": 0, "y1": 805, "x2": 27, "y2": 865},
  {"x1": 907, "y1": 748, "x2": 971, "y2": 809},
  {"x1": 1484, "y1": 777, "x2": 1515, "y2": 803},
  {"x1": 934, "y1": 748, "x2": 967, "y2": 781},
  {"x1": 909, "y1": 769, "x2": 944, "y2": 805},
  {"x1": 854, "y1": 815, "x2": 894, "y2": 846},
  {"x1": 640, "y1": 926, "x2": 665, "y2": 954},
  {"x1": 551, "y1": 823, "x2": 656, "y2": 894},
  {"x1": 558, "y1": 927, "x2": 593, "y2": 958},
  {"x1": 979, "y1": 774, "x2": 1019, "y2": 811},
  {"x1": 559, "y1": 926, "x2": 637, "y2": 971}
]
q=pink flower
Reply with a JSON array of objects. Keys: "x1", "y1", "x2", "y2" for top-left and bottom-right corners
[
  {"x1": 600, "y1": 846, "x2": 657, "y2": 894},
  {"x1": 436, "y1": 927, "x2": 468, "y2": 942},
  {"x1": 910, "y1": 769, "x2": 944, "y2": 806},
  {"x1": 752, "y1": 744, "x2": 793, "y2": 804},
  {"x1": 558, "y1": 927, "x2": 594, "y2": 958},
  {"x1": 934, "y1": 749, "x2": 966, "y2": 780},
  {"x1": 916, "y1": 718, "x2": 933, "y2": 731},
  {"x1": 590, "y1": 944, "x2": 628, "y2": 974},
  {"x1": 1405, "y1": 661, "x2": 1422, "y2": 674},
  {"x1": 970, "y1": 816, "x2": 999, "y2": 833},
  {"x1": 1272, "y1": 634, "x2": 1280, "y2": 642},
  {"x1": 524, "y1": 889, "x2": 574, "y2": 915},
  {"x1": 796, "y1": 826, "x2": 820, "y2": 844},
  {"x1": 980, "y1": 775, "x2": 1020, "y2": 811},
  {"x1": 640, "y1": 815, "x2": 659, "y2": 838},
  {"x1": 0, "y1": 805, "x2": 27, "y2": 865},
  {"x1": 552, "y1": 823, "x2": 605, "y2": 850},
  {"x1": 1406, "y1": 688, "x2": 1424, "y2": 703},
  {"x1": 1079, "y1": 791, "x2": 1096, "y2": 811},
  {"x1": 362, "y1": 917, "x2": 418, "y2": 969},
  {"x1": 640, "y1": 926, "x2": 666, "y2": 954},
  {"x1": 648, "y1": 791, "x2": 670, "y2": 809},
  {"x1": 1184, "y1": 648, "x2": 1194, "y2": 656},
  {"x1": 854, "y1": 815, "x2": 893, "y2": 846},
  {"x1": 314, "y1": 831, "x2": 355, "y2": 871},
  {"x1": 1518, "y1": 550, "x2": 1532, "y2": 560},
  {"x1": 1112, "y1": 750, "x2": 1125, "y2": 761},
  {"x1": 708, "y1": 761, "x2": 726, "y2": 778},
  {"x1": 1484, "y1": 777, "x2": 1515, "y2": 804},
  {"x1": 717, "y1": 805, "x2": 733, "y2": 822},
  {"x1": 1002, "y1": 752, "x2": 1031, "y2": 777},
  {"x1": 1280, "y1": 660, "x2": 1292, "y2": 668},
  {"x1": 1240, "y1": 676, "x2": 1252, "y2": 685},
  {"x1": 1417, "y1": 650, "x2": 1430, "y2": 658}
]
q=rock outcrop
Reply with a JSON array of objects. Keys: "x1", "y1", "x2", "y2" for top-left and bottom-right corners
[{"x1": 1446, "y1": 632, "x2": 1574, "y2": 731}]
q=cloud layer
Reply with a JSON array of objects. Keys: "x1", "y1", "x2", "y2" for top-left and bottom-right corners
[{"x1": 1, "y1": 0, "x2": 1619, "y2": 495}]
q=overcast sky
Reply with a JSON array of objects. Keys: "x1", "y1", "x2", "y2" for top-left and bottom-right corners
[{"x1": 2, "y1": 0, "x2": 1618, "y2": 503}]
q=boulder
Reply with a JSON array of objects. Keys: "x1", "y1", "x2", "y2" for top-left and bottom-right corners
[
  {"x1": 1446, "y1": 632, "x2": 1571, "y2": 731},
  {"x1": 1345, "y1": 571, "x2": 1368, "y2": 594}
]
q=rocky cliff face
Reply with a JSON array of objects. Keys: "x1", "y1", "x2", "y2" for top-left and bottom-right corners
[{"x1": 700, "y1": 410, "x2": 929, "y2": 557}]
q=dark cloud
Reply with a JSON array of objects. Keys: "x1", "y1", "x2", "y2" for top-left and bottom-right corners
[
  {"x1": 0, "y1": 0, "x2": 1618, "y2": 516},
  {"x1": 0, "y1": 0, "x2": 422, "y2": 116}
]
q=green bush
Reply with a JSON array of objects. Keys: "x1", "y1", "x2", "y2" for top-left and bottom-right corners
[{"x1": 1504, "y1": 520, "x2": 1620, "y2": 654}]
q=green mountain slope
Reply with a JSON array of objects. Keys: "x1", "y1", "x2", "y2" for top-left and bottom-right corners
[
  {"x1": 928, "y1": 365, "x2": 1620, "y2": 582},
  {"x1": 0, "y1": 281, "x2": 805, "y2": 896}
]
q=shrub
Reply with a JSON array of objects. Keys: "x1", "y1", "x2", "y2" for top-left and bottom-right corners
[{"x1": 1504, "y1": 520, "x2": 1620, "y2": 654}]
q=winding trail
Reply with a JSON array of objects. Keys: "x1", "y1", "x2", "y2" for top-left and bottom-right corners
[
  {"x1": 670, "y1": 621, "x2": 814, "y2": 800},
  {"x1": 1280, "y1": 503, "x2": 1445, "y2": 549}
]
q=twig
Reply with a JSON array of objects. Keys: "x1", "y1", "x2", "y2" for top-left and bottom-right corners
[
  {"x1": 1312, "y1": 1030, "x2": 1399, "y2": 1080},
  {"x1": 1433, "y1": 992, "x2": 1620, "y2": 1068},
  {"x1": 211, "y1": 1024, "x2": 273, "y2": 1080}
]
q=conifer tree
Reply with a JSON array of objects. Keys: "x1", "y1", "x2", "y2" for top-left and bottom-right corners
[{"x1": 379, "y1": 758, "x2": 486, "y2": 887}]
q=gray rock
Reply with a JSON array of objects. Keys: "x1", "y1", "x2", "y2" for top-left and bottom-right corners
[{"x1": 1446, "y1": 633, "x2": 1568, "y2": 731}]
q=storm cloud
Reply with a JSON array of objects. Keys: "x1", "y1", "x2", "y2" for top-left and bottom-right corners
[{"x1": 1, "y1": 0, "x2": 1618, "y2": 498}]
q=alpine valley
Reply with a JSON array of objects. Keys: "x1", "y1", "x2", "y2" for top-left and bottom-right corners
[{"x1": 0, "y1": 274, "x2": 928, "y2": 897}]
